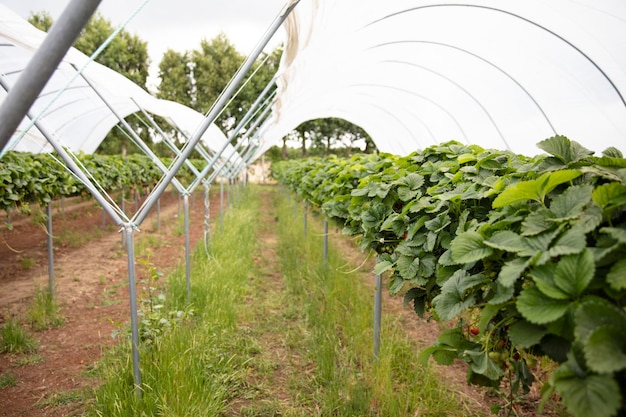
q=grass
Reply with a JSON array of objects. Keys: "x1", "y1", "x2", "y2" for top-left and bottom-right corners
[
  {"x1": 27, "y1": 286, "x2": 65, "y2": 331},
  {"x1": 135, "y1": 234, "x2": 163, "y2": 258},
  {"x1": 14, "y1": 353, "x2": 44, "y2": 366},
  {"x1": 88, "y1": 186, "x2": 260, "y2": 416},
  {"x1": 86, "y1": 184, "x2": 480, "y2": 416},
  {"x1": 0, "y1": 317, "x2": 39, "y2": 353},
  {"x1": 263, "y1": 187, "x2": 473, "y2": 416},
  {"x1": 0, "y1": 372, "x2": 17, "y2": 389},
  {"x1": 36, "y1": 389, "x2": 86, "y2": 408},
  {"x1": 56, "y1": 227, "x2": 105, "y2": 248},
  {"x1": 20, "y1": 256, "x2": 36, "y2": 270}
]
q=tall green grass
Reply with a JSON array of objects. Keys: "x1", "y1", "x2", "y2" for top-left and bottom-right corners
[
  {"x1": 272, "y1": 188, "x2": 475, "y2": 416},
  {"x1": 27, "y1": 286, "x2": 65, "y2": 331},
  {"x1": 88, "y1": 184, "x2": 480, "y2": 416},
  {"x1": 89, "y1": 186, "x2": 260, "y2": 416},
  {"x1": 0, "y1": 316, "x2": 38, "y2": 353}
]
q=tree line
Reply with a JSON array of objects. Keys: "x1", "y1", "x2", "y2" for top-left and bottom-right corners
[{"x1": 28, "y1": 12, "x2": 376, "y2": 159}]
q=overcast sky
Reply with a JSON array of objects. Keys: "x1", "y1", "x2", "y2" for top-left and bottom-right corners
[{"x1": 0, "y1": 0, "x2": 288, "y2": 87}]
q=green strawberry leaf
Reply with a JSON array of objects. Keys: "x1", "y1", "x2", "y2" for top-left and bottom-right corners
[
  {"x1": 464, "y1": 350, "x2": 505, "y2": 380},
  {"x1": 498, "y1": 257, "x2": 530, "y2": 287},
  {"x1": 374, "y1": 260, "x2": 393, "y2": 276},
  {"x1": 553, "y1": 366, "x2": 621, "y2": 417},
  {"x1": 553, "y1": 250, "x2": 595, "y2": 298},
  {"x1": 537, "y1": 135, "x2": 594, "y2": 164},
  {"x1": 529, "y1": 264, "x2": 570, "y2": 300},
  {"x1": 548, "y1": 184, "x2": 593, "y2": 220},
  {"x1": 606, "y1": 258, "x2": 626, "y2": 290},
  {"x1": 484, "y1": 230, "x2": 527, "y2": 253},
  {"x1": 574, "y1": 297, "x2": 626, "y2": 342},
  {"x1": 517, "y1": 286, "x2": 570, "y2": 324},
  {"x1": 450, "y1": 231, "x2": 494, "y2": 264},
  {"x1": 584, "y1": 324, "x2": 626, "y2": 373},
  {"x1": 508, "y1": 320, "x2": 547, "y2": 349}
]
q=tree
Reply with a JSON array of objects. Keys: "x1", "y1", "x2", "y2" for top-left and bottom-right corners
[
  {"x1": 293, "y1": 118, "x2": 374, "y2": 156},
  {"x1": 29, "y1": 12, "x2": 150, "y2": 88},
  {"x1": 29, "y1": 11, "x2": 152, "y2": 155},
  {"x1": 157, "y1": 34, "x2": 282, "y2": 141}
]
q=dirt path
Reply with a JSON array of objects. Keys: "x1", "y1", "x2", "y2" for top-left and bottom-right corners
[{"x1": 0, "y1": 188, "x2": 222, "y2": 417}]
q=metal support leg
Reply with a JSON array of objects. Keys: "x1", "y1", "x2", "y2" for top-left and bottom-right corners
[
  {"x1": 204, "y1": 184, "x2": 210, "y2": 254},
  {"x1": 323, "y1": 219, "x2": 328, "y2": 268},
  {"x1": 304, "y1": 200, "x2": 308, "y2": 239},
  {"x1": 374, "y1": 263, "x2": 382, "y2": 359},
  {"x1": 46, "y1": 204, "x2": 54, "y2": 296},
  {"x1": 124, "y1": 224, "x2": 142, "y2": 397},
  {"x1": 220, "y1": 180, "x2": 224, "y2": 231},
  {"x1": 184, "y1": 194, "x2": 191, "y2": 303},
  {"x1": 156, "y1": 197, "x2": 160, "y2": 231}
]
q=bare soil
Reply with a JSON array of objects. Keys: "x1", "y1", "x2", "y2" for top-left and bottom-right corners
[
  {"x1": 0, "y1": 185, "x2": 564, "y2": 416},
  {"x1": 0, "y1": 189, "x2": 214, "y2": 416}
]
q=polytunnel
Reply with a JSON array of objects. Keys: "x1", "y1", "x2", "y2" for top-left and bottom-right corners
[
  {"x1": 0, "y1": 4, "x2": 237, "y2": 162},
  {"x1": 1, "y1": 0, "x2": 626, "y2": 407},
  {"x1": 254, "y1": 0, "x2": 626, "y2": 160}
]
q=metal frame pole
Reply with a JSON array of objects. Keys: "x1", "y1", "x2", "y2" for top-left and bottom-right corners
[
  {"x1": 124, "y1": 224, "x2": 142, "y2": 396},
  {"x1": 183, "y1": 194, "x2": 191, "y2": 302},
  {"x1": 204, "y1": 183, "x2": 210, "y2": 253},
  {"x1": 303, "y1": 200, "x2": 309, "y2": 239},
  {"x1": 374, "y1": 257, "x2": 382, "y2": 359},
  {"x1": 133, "y1": 2, "x2": 300, "y2": 227},
  {"x1": 0, "y1": 0, "x2": 102, "y2": 151},
  {"x1": 75, "y1": 68, "x2": 186, "y2": 194},
  {"x1": 323, "y1": 219, "x2": 328, "y2": 268},
  {"x1": 46, "y1": 204, "x2": 55, "y2": 296},
  {"x1": 220, "y1": 179, "x2": 224, "y2": 230}
]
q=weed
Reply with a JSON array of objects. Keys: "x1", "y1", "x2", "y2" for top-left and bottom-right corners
[
  {"x1": 36, "y1": 389, "x2": 84, "y2": 408},
  {"x1": 134, "y1": 255, "x2": 194, "y2": 347},
  {"x1": 0, "y1": 317, "x2": 38, "y2": 353},
  {"x1": 0, "y1": 372, "x2": 17, "y2": 389},
  {"x1": 20, "y1": 256, "x2": 36, "y2": 270},
  {"x1": 101, "y1": 287, "x2": 121, "y2": 307},
  {"x1": 27, "y1": 287, "x2": 65, "y2": 331},
  {"x1": 135, "y1": 234, "x2": 163, "y2": 257},
  {"x1": 14, "y1": 354, "x2": 44, "y2": 366}
]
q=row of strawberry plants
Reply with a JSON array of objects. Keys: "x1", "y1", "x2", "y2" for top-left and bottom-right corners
[
  {"x1": 0, "y1": 151, "x2": 207, "y2": 213},
  {"x1": 271, "y1": 136, "x2": 626, "y2": 417}
]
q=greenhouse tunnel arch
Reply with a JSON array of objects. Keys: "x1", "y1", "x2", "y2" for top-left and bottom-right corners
[{"x1": 365, "y1": 3, "x2": 626, "y2": 109}]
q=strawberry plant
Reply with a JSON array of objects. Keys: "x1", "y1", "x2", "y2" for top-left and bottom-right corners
[
  {"x1": 271, "y1": 136, "x2": 626, "y2": 417},
  {"x1": 0, "y1": 151, "x2": 209, "y2": 214}
]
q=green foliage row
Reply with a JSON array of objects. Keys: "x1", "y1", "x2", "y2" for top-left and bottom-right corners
[
  {"x1": 0, "y1": 151, "x2": 207, "y2": 213},
  {"x1": 271, "y1": 136, "x2": 626, "y2": 417}
]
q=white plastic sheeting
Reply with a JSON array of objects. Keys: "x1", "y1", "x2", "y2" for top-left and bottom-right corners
[
  {"x1": 255, "y1": 0, "x2": 626, "y2": 159},
  {"x1": 0, "y1": 5, "x2": 241, "y2": 165}
]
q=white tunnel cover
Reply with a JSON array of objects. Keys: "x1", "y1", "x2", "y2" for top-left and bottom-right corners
[
  {"x1": 0, "y1": 4, "x2": 240, "y2": 167},
  {"x1": 255, "y1": 0, "x2": 626, "y2": 160}
]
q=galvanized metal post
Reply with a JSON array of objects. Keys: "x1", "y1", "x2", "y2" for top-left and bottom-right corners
[
  {"x1": 323, "y1": 219, "x2": 329, "y2": 268},
  {"x1": 46, "y1": 204, "x2": 54, "y2": 296},
  {"x1": 204, "y1": 183, "x2": 210, "y2": 253},
  {"x1": 183, "y1": 194, "x2": 191, "y2": 303},
  {"x1": 304, "y1": 200, "x2": 308, "y2": 239},
  {"x1": 156, "y1": 197, "x2": 161, "y2": 231},
  {"x1": 124, "y1": 223, "x2": 142, "y2": 397},
  {"x1": 220, "y1": 179, "x2": 224, "y2": 230},
  {"x1": 374, "y1": 257, "x2": 382, "y2": 359}
]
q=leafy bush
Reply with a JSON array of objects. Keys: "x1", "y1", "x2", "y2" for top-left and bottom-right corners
[
  {"x1": 0, "y1": 151, "x2": 209, "y2": 213},
  {"x1": 271, "y1": 136, "x2": 626, "y2": 417}
]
